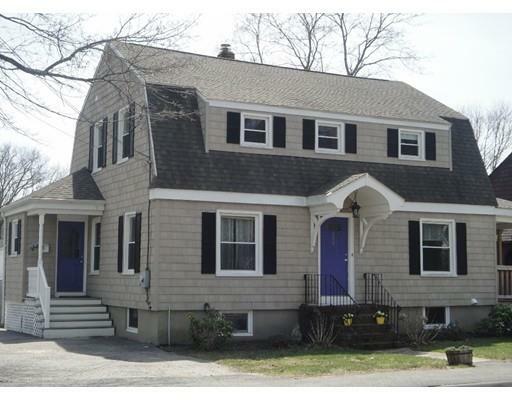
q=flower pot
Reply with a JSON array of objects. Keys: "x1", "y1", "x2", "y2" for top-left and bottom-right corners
[
  {"x1": 445, "y1": 350, "x2": 473, "y2": 366},
  {"x1": 343, "y1": 319, "x2": 353, "y2": 327},
  {"x1": 375, "y1": 316, "x2": 386, "y2": 325}
]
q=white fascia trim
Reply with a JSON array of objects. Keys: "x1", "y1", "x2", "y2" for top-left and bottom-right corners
[
  {"x1": 206, "y1": 99, "x2": 451, "y2": 131},
  {"x1": 1, "y1": 198, "x2": 105, "y2": 217},
  {"x1": 149, "y1": 188, "x2": 501, "y2": 216}
]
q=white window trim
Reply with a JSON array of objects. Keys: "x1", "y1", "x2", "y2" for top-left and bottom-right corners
[
  {"x1": 315, "y1": 120, "x2": 344, "y2": 154},
  {"x1": 222, "y1": 310, "x2": 253, "y2": 337},
  {"x1": 117, "y1": 106, "x2": 130, "y2": 163},
  {"x1": 399, "y1": 129, "x2": 425, "y2": 161},
  {"x1": 123, "y1": 212, "x2": 136, "y2": 275},
  {"x1": 420, "y1": 219, "x2": 457, "y2": 277},
  {"x1": 9, "y1": 219, "x2": 19, "y2": 257},
  {"x1": 89, "y1": 217, "x2": 101, "y2": 275},
  {"x1": 215, "y1": 210, "x2": 263, "y2": 277},
  {"x1": 92, "y1": 121, "x2": 104, "y2": 173},
  {"x1": 423, "y1": 306, "x2": 451, "y2": 329},
  {"x1": 240, "y1": 112, "x2": 272, "y2": 149},
  {"x1": 126, "y1": 308, "x2": 138, "y2": 333}
]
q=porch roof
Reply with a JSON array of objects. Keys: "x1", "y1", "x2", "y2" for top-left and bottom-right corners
[{"x1": 0, "y1": 168, "x2": 105, "y2": 217}]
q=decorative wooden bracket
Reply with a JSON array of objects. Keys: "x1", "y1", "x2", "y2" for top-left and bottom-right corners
[{"x1": 359, "y1": 212, "x2": 391, "y2": 254}]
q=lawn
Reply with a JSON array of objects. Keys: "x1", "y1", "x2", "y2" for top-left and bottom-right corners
[
  {"x1": 178, "y1": 345, "x2": 446, "y2": 377},
  {"x1": 420, "y1": 337, "x2": 512, "y2": 361}
]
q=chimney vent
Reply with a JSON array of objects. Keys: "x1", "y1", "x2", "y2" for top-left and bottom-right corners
[{"x1": 218, "y1": 44, "x2": 235, "y2": 60}]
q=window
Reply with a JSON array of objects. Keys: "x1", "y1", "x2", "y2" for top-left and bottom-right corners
[
  {"x1": 90, "y1": 218, "x2": 101, "y2": 274},
  {"x1": 420, "y1": 220, "x2": 456, "y2": 276},
  {"x1": 123, "y1": 212, "x2": 137, "y2": 274},
  {"x1": 399, "y1": 129, "x2": 424, "y2": 160},
  {"x1": 315, "y1": 121, "x2": 343, "y2": 153},
  {"x1": 9, "y1": 219, "x2": 20, "y2": 256},
  {"x1": 127, "y1": 308, "x2": 138, "y2": 333},
  {"x1": 423, "y1": 306, "x2": 450, "y2": 328},
  {"x1": 92, "y1": 121, "x2": 104, "y2": 172},
  {"x1": 241, "y1": 113, "x2": 271, "y2": 148},
  {"x1": 117, "y1": 106, "x2": 131, "y2": 162},
  {"x1": 216, "y1": 211, "x2": 262, "y2": 276},
  {"x1": 223, "y1": 311, "x2": 253, "y2": 336}
]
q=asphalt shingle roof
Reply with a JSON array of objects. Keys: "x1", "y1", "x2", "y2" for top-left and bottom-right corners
[
  {"x1": 490, "y1": 154, "x2": 512, "y2": 202},
  {"x1": 147, "y1": 85, "x2": 496, "y2": 206},
  {"x1": 114, "y1": 42, "x2": 464, "y2": 125}
]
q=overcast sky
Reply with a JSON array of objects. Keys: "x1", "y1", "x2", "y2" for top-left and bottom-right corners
[{"x1": 2, "y1": 13, "x2": 512, "y2": 171}]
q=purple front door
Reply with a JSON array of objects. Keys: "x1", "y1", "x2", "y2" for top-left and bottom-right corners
[
  {"x1": 320, "y1": 217, "x2": 349, "y2": 296},
  {"x1": 56, "y1": 221, "x2": 85, "y2": 293}
]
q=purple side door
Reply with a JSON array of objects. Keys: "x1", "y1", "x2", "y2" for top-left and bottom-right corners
[
  {"x1": 320, "y1": 217, "x2": 348, "y2": 296},
  {"x1": 56, "y1": 221, "x2": 85, "y2": 293}
]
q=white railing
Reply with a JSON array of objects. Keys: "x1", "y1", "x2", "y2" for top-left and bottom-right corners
[{"x1": 27, "y1": 264, "x2": 51, "y2": 328}]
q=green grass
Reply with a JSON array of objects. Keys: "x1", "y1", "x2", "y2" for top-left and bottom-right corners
[
  {"x1": 178, "y1": 345, "x2": 446, "y2": 377},
  {"x1": 420, "y1": 337, "x2": 512, "y2": 360}
]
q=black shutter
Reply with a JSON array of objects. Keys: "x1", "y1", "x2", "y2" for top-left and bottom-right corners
[
  {"x1": 7, "y1": 221, "x2": 12, "y2": 255},
  {"x1": 456, "y1": 223, "x2": 468, "y2": 275},
  {"x1": 88, "y1": 125, "x2": 94, "y2": 171},
  {"x1": 263, "y1": 215, "x2": 277, "y2": 275},
  {"x1": 273, "y1": 116, "x2": 286, "y2": 148},
  {"x1": 117, "y1": 216, "x2": 124, "y2": 273},
  {"x1": 15, "y1": 220, "x2": 21, "y2": 255},
  {"x1": 345, "y1": 123, "x2": 357, "y2": 154},
  {"x1": 134, "y1": 212, "x2": 142, "y2": 273},
  {"x1": 425, "y1": 132, "x2": 437, "y2": 161},
  {"x1": 408, "y1": 221, "x2": 420, "y2": 275},
  {"x1": 387, "y1": 128, "x2": 399, "y2": 158},
  {"x1": 101, "y1": 117, "x2": 108, "y2": 168},
  {"x1": 201, "y1": 212, "x2": 216, "y2": 274},
  {"x1": 112, "y1": 111, "x2": 118, "y2": 164},
  {"x1": 303, "y1": 119, "x2": 315, "y2": 150},
  {"x1": 128, "y1": 102, "x2": 135, "y2": 158},
  {"x1": 226, "y1": 112, "x2": 241, "y2": 144}
]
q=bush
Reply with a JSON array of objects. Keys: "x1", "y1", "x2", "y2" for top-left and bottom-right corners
[
  {"x1": 437, "y1": 321, "x2": 466, "y2": 341},
  {"x1": 188, "y1": 309, "x2": 233, "y2": 350},
  {"x1": 403, "y1": 314, "x2": 441, "y2": 347},
  {"x1": 475, "y1": 304, "x2": 512, "y2": 337},
  {"x1": 306, "y1": 312, "x2": 337, "y2": 347}
]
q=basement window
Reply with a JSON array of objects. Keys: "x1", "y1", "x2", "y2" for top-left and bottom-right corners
[
  {"x1": 223, "y1": 311, "x2": 253, "y2": 336},
  {"x1": 127, "y1": 308, "x2": 138, "y2": 333},
  {"x1": 423, "y1": 306, "x2": 450, "y2": 328}
]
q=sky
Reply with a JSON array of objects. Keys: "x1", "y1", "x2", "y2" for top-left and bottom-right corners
[{"x1": 2, "y1": 13, "x2": 512, "y2": 171}]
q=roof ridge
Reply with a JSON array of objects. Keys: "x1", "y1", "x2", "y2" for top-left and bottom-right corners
[{"x1": 115, "y1": 41, "x2": 392, "y2": 83}]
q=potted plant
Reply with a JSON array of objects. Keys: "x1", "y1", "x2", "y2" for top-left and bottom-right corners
[
  {"x1": 445, "y1": 345, "x2": 473, "y2": 366},
  {"x1": 342, "y1": 313, "x2": 354, "y2": 327},
  {"x1": 373, "y1": 310, "x2": 387, "y2": 325}
]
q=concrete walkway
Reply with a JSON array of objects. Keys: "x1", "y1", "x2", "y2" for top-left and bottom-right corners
[{"x1": 0, "y1": 329, "x2": 511, "y2": 386}]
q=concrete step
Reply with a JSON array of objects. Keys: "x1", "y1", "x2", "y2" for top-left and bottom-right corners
[
  {"x1": 50, "y1": 312, "x2": 110, "y2": 321},
  {"x1": 51, "y1": 298, "x2": 102, "y2": 306},
  {"x1": 43, "y1": 327, "x2": 115, "y2": 339},
  {"x1": 50, "y1": 319, "x2": 112, "y2": 329},
  {"x1": 50, "y1": 305, "x2": 107, "y2": 314}
]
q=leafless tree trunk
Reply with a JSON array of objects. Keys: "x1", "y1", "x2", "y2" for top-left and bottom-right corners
[
  {"x1": 328, "y1": 13, "x2": 419, "y2": 77},
  {"x1": 234, "y1": 13, "x2": 268, "y2": 64},
  {"x1": 464, "y1": 104, "x2": 512, "y2": 172},
  {"x1": 0, "y1": 143, "x2": 64, "y2": 207}
]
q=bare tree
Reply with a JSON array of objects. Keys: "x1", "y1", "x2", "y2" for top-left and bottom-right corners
[
  {"x1": 234, "y1": 13, "x2": 269, "y2": 64},
  {"x1": 463, "y1": 104, "x2": 512, "y2": 172},
  {"x1": 0, "y1": 143, "x2": 64, "y2": 207},
  {"x1": 0, "y1": 13, "x2": 195, "y2": 138},
  {"x1": 328, "y1": 13, "x2": 418, "y2": 77}
]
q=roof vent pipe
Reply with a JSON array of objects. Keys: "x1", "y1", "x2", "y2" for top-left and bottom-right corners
[{"x1": 217, "y1": 44, "x2": 235, "y2": 60}]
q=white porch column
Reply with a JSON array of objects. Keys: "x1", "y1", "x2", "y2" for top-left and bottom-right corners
[{"x1": 37, "y1": 213, "x2": 45, "y2": 268}]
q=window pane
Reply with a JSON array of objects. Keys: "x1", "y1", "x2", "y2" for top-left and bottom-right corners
[
  {"x1": 423, "y1": 224, "x2": 449, "y2": 247},
  {"x1": 423, "y1": 248, "x2": 450, "y2": 271},
  {"x1": 400, "y1": 133, "x2": 418, "y2": 144},
  {"x1": 122, "y1": 132, "x2": 131, "y2": 158},
  {"x1": 95, "y1": 223, "x2": 101, "y2": 246},
  {"x1": 93, "y1": 247, "x2": 100, "y2": 271},
  {"x1": 318, "y1": 125, "x2": 338, "y2": 138},
  {"x1": 221, "y1": 243, "x2": 256, "y2": 270},
  {"x1": 425, "y1": 307, "x2": 446, "y2": 325},
  {"x1": 128, "y1": 242, "x2": 135, "y2": 269},
  {"x1": 123, "y1": 111, "x2": 130, "y2": 134},
  {"x1": 318, "y1": 137, "x2": 338, "y2": 149},
  {"x1": 401, "y1": 144, "x2": 419, "y2": 156},
  {"x1": 244, "y1": 130, "x2": 267, "y2": 143},
  {"x1": 128, "y1": 308, "x2": 138, "y2": 328},
  {"x1": 221, "y1": 217, "x2": 255, "y2": 242},
  {"x1": 244, "y1": 118, "x2": 266, "y2": 131},
  {"x1": 224, "y1": 313, "x2": 248, "y2": 332},
  {"x1": 129, "y1": 216, "x2": 136, "y2": 242}
]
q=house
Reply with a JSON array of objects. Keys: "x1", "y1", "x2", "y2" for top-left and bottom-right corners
[{"x1": 0, "y1": 42, "x2": 509, "y2": 344}]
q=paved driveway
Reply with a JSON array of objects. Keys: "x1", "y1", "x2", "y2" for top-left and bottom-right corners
[{"x1": 1, "y1": 329, "x2": 512, "y2": 386}]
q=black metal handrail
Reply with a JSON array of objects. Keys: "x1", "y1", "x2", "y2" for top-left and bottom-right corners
[
  {"x1": 304, "y1": 273, "x2": 359, "y2": 310},
  {"x1": 364, "y1": 273, "x2": 401, "y2": 334}
]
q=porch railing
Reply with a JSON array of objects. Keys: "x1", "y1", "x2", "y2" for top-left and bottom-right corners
[
  {"x1": 364, "y1": 273, "x2": 401, "y2": 334},
  {"x1": 27, "y1": 264, "x2": 51, "y2": 328},
  {"x1": 304, "y1": 273, "x2": 358, "y2": 309},
  {"x1": 498, "y1": 265, "x2": 512, "y2": 300}
]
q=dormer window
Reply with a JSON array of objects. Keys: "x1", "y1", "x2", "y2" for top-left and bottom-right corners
[
  {"x1": 399, "y1": 129, "x2": 424, "y2": 160},
  {"x1": 241, "y1": 113, "x2": 272, "y2": 148},
  {"x1": 315, "y1": 120, "x2": 344, "y2": 154}
]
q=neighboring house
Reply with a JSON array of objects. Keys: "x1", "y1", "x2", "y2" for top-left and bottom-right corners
[{"x1": 0, "y1": 42, "x2": 509, "y2": 343}]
